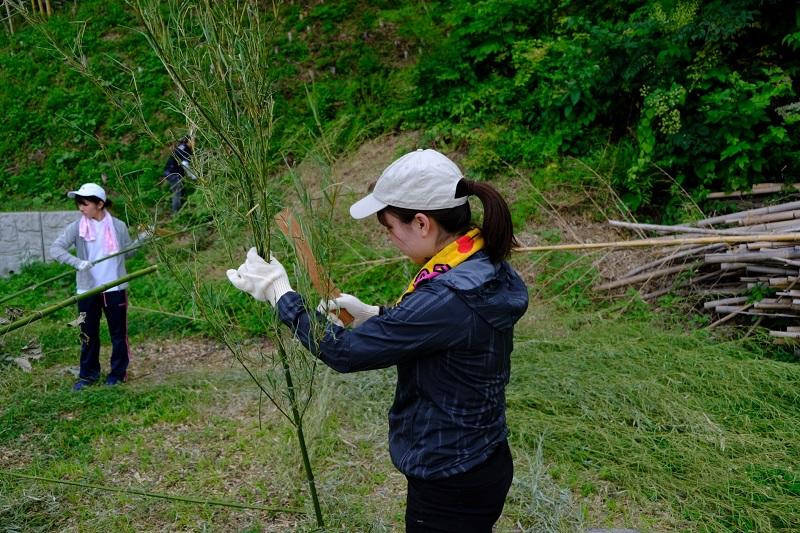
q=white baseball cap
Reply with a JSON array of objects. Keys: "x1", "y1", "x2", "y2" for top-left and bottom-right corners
[
  {"x1": 349, "y1": 149, "x2": 468, "y2": 219},
  {"x1": 67, "y1": 183, "x2": 107, "y2": 202}
]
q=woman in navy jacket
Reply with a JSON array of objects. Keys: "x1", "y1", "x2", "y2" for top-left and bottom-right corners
[{"x1": 228, "y1": 149, "x2": 529, "y2": 532}]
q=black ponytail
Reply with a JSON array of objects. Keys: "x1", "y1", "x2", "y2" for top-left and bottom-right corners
[
  {"x1": 377, "y1": 179, "x2": 517, "y2": 263},
  {"x1": 456, "y1": 179, "x2": 517, "y2": 262}
]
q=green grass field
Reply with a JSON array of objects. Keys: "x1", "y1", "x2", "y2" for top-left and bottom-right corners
[{"x1": 2, "y1": 263, "x2": 799, "y2": 531}]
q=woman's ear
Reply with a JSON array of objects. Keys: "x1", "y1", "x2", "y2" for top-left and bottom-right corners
[{"x1": 413, "y1": 213, "x2": 432, "y2": 236}]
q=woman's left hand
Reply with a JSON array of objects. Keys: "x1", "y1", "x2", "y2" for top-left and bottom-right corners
[
  {"x1": 317, "y1": 293, "x2": 379, "y2": 327},
  {"x1": 227, "y1": 247, "x2": 294, "y2": 306}
]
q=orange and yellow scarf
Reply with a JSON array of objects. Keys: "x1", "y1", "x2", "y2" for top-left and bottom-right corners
[{"x1": 398, "y1": 228, "x2": 484, "y2": 302}]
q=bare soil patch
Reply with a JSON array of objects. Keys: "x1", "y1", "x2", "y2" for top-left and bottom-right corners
[{"x1": 127, "y1": 336, "x2": 232, "y2": 384}]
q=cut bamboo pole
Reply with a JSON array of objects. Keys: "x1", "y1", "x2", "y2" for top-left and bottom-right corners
[
  {"x1": 0, "y1": 222, "x2": 208, "y2": 306},
  {"x1": 515, "y1": 233, "x2": 800, "y2": 253},
  {"x1": 745, "y1": 266, "x2": 799, "y2": 276},
  {"x1": 753, "y1": 302, "x2": 793, "y2": 310},
  {"x1": 4, "y1": 0, "x2": 13, "y2": 34},
  {"x1": 0, "y1": 269, "x2": 73, "y2": 306},
  {"x1": 741, "y1": 276, "x2": 773, "y2": 283},
  {"x1": 770, "y1": 276, "x2": 800, "y2": 286},
  {"x1": 738, "y1": 220, "x2": 800, "y2": 233},
  {"x1": 621, "y1": 244, "x2": 724, "y2": 278},
  {"x1": 738, "y1": 209, "x2": 800, "y2": 226},
  {"x1": 683, "y1": 286, "x2": 748, "y2": 296},
  {"x1": 703, "y1": 296, "x2": 748, "y2": 310},
  {"x1": 596, "y1": 261, "x2": 702, "y2": 291},
  {"x1": 696, "y1": 200, "x2": 800, "y2": 227},
  {"x1": 720, "y1": 262, "x2": 748, "y2": 270},
  {"x1": 769, "y1": 330, "x2": 800, "y2": 338},
  {"x1": 716, "y1": 305, "x2": 758, "y2": 313},
  {"x1": 705, "y1": 248, "x2": 800, "y2": 263},
  {"x1": 0, "y1": 265, "x2": 158, "y2": 336},
  {"x1": 0, "y1": 470, "x2": 304, "y2": 514},
  {"x1": 706, "y1": 183, "x2": 800, "y2": 199},
  {"x1": 745, "y1": 242, "x2": 782, "y2": 250},
  {"x1": 707, "y1": 303, "x2": 754, "y2": 328},
  {"x1": 641, "y1": 270, "x2": 733, "y2": 300},
  {"x1": 608, "y1": 220, "x2": 740, "y2": 235}
]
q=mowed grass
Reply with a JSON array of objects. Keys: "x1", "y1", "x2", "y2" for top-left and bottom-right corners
[{"x1": 2, "y1": 297, "x2": 800, "y2": 531}]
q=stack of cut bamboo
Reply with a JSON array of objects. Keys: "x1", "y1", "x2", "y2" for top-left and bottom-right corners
[{"x1": 598, "y1": 200, "x2": 800, "y2": 341}]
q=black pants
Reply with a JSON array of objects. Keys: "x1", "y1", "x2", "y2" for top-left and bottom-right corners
[
  {"x1": 405, "y1": 440, "x2": 513, "y2": 533},
  {"x1": 166, "y1": 172, "x2": 184, "y2": 213},
  {"x1": 77, "y1": 290, "x2": 129, "y2": 382}
]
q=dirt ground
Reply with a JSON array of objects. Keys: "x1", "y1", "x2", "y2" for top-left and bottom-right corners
[{"x1": 126, "y1": 337, "x2": 232, "y2": 384}]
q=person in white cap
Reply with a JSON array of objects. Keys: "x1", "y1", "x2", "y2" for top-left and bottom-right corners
[
  {"x1": 227, "y1": 149, "x2": 528, "y2": 531},
  {"x1": 50, "y1": 183, "x2": 142, "y2": 391}
]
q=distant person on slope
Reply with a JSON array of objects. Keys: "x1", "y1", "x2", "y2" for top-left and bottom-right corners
[
  {"x1": 50, "y1": 183, "x2": 145, "y2": 391},
  {"x1": 227, "y1": 149, "x2": 529, "y2": 532},
  {"x1": 163, "y1": 135, "x2": 195, "y2": 213}
]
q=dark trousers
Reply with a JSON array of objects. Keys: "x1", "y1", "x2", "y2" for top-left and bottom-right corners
[
  {"x1": 166, "y1": 171, "x2": 184, "y2": 213},
  {"x1": 405, "y1": 440, "x2": 513, "y2": 533},
  {"x1": 77, "y1": 290, "x2": 129, "y2": 382}
]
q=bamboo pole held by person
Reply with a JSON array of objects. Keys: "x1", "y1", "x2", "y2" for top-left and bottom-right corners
[{"x1": 0, "y1": 265, "x2": 158, "y2": 336}]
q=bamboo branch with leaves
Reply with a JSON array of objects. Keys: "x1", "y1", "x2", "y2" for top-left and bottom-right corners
[{"x1": 128, "y1": 0, "x2": 330, "y2": 525}]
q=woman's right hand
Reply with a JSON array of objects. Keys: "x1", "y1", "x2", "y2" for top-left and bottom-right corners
[
  {"x1": 317, "y1": 293, "x2": 379, "y2": 327},
  {"x1": 77, "y1": 260, "x2": 93, "y2": 271}
]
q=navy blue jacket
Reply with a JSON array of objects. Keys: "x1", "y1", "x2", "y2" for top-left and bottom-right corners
[
  {"x1": 163, "y1": 141, "x2": 193, "y2": 177},
  {"x1": 277, "y1": 251, "x2": 529, "y2": 480}
]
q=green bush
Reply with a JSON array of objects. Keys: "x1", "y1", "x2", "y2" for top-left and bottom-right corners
[{"x1": 409, "y1": 0, "x2": 800, "y2": 219}]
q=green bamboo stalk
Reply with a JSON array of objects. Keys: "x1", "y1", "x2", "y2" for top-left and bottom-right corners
[
  {"x1": 0, "y1": 222, "x2": 210, "y2": 306},
  {"x1": 0, "y1": 265, "x2": 157, "y2": 336},
  {"x1": 277, "y1": 342, "x2": 324, "y2": 527},
  {"x1": 0, "y1": 246, "x2": 140, "y2": 307},
  {"x1": 82, "y1": 2, "x2": 324, "y2": 526},
  {"x1": 0, "y1": 270, "x2": 73, "y2": 306},
  {"x1": 0, "y1": 470, "x2": 304, "y2": 514}
]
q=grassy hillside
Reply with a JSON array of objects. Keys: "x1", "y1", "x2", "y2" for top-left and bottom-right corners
[
  {"x1": 0, "y1": 0, "x2": 417, "y2": 210},
  {"x1": 2, "y1": 1, "x2": 798, "y2": 216}
]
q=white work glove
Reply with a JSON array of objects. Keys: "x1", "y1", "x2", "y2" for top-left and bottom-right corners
[
  {"x1": 226, "y1": 247, "x2": 293, "y2": 306},
  {"x1": 317, "y1": 293, "x2": 379, "y2": 327},
  {"x1": 137, "y1": 225, "x2": 155, "y2": 240},
  {"x1": 77, "y1": 260, "x2": 93, "y2": 272},
  {"x1": 181, "y1": 160, "x2": 197, "y2": 180}
]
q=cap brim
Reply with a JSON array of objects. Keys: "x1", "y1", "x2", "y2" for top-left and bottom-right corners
[
  {"x1": 349, "y1": 193, "x2": 387, "y2": 219},
  {"x1": 66, "y1": 191, "x2": 78, "y2": 198}
]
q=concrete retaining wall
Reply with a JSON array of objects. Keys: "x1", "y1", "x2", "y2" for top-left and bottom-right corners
[{"x1": 0, "y1": 211, "x2": 80, "y2": 277}]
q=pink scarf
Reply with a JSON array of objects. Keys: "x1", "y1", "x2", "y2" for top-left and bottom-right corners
[{"x1": 79, "y1": 214, "x2": 119, "y2": 255}]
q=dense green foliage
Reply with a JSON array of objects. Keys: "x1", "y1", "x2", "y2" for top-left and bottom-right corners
[
  {"x1": 414, "y1": 0, "x2": 800, "y2": 217},
  {"x1": 2, "y1": 1, "x2": 798, "y2": 218}
]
